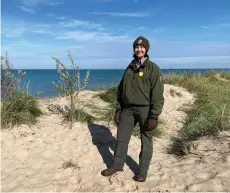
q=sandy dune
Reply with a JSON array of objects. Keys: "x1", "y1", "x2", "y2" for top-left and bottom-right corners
[{"x1": 1, "y1": 84, "x2": 230, "y2": 192}]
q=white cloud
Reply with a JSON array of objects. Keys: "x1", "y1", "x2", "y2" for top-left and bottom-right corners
[
  {"x1": 19, "y1": 5, "x2": 36, "y2": 14},
  {"x1": 152, "y1": 28, "x2": 164, "y2": 33},
  {"x1": 89, "y1": 11, "x2": 151, "y2": 17},
  {"x1": 55, "y1": 30, "x2": 130, "y2": 42},
  {"x1": 22, "y1": 0, "x2": 63, "y2": 6},
  {"x1": 201, "y1": 23, "x2": 230, "y2": 30},
  {"x1": 3, "y1": 28, "x2": 28, "y2": 37},
  {"x1": 57, "y1": 16, "x2": 68, "y2": 20},
  {"x1": 31, "y1": 30, "x2": 55, "y2": 36},
  {"x1": 201, "y1": 25, "x2": 209, "y2": 29},
  {"x1": 3, "y1": 37, "x2": 230, "y2": 69},
  {"x1": 36, "y1": 24, "x2": 51, "y2": 27},
  {"x1": 137, "y1": 26, "x2": 146, "y2": 30},
  {"x1": 31, "y1": 30, "x2": 46, "y2": 33},
  {"x1": 154, "y1": 56, "x2": 230, "y2": 69},
  {"x1": 59, "y1": 19, "x2": 102, "y2": 29},
  {"x1": 220, "y1": 23, "x2": 230, "y2": 27},
  {"x1": 47, "y1": 13, "x2": 54, "y2": 17},
  {"x1": 56, "y1": 31, "x2": 99, "y2": 41},
  {"x1": 45, "y1": 1, "x2": 63, "y2": 5},
  {"x1": 2, "y1": 39, "x2": 45, "y2": 48},
  {"x1": 98, "y1": 27, "x2": 107, "y2": 31},
  {"x1": 2, "y1": 20, "x2": 54, "y2": 38},
  {"x1": 146, "y1": 39, "x2": 230, "y2": 58}
]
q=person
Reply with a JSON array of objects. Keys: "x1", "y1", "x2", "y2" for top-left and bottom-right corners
[{"x1": 101, "y1": 36, "x2": 164, "y2": 182}]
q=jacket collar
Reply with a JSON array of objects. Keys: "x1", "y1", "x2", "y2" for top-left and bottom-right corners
[
  {"x1": 134, "y1": 57, "x2": 148, "y2": 66},
  {"x1": 128, "y1": 57, "x2": 149, "y2": 71}
]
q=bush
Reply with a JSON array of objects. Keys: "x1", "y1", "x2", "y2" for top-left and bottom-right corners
[
  {"x1": 1, "y1": 53, "x2": 27, "y2": 98},
  {"x1": 1, "y1": 53, "x2": 43, "y2": 128},
  {"x1": 52, "y1": 51, "x2": 90, "y2": 128},
  {"x1": 219, "y1": 71, "x2": 230, "y2": 80},
  {"x1": 98, "y1": 86, "x2": 118, "y2": 104},
  {"x1": 63, "y1": 108, "x2": 95, "y2": 123},
  {"x1": 1, "y1": 90, "x2": 43, "y2": 128}
]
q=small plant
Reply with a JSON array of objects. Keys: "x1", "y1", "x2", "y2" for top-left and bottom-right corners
[
  {"x1": 203, "y1": 70, "x2": 217, "y2": 78},
  {"x1": 64, "y1": 108, "x2": 95, "y2": 123},
  {"x1": 169, "y1": 88, "x2": 182, "y2": 97},
  {"x1": 62, "y1": 160, "x2": 81, "y2": 170},
  {"x1": 1, "y1": 53, "x2": 43, "y2": 128},
  {"x1": 1, "y1": 90, "x2": 43, "y2": 128},
  {"x1": 218, "y1": 71, "x2": 230, "y2": 80},
  {"x1": 52, "y1": 51, "x2": 90, "y2": 128},
  {"x1": 167, "y1": 137, "x2": 191, "y2": 156},
  {"x1": 1, "y1": 53, "x2": 27, "y2": 98},
  {"x1": 97, "y1": 86, "x2": 118, "y2": 122},
  {"x1": 98, "y1": 86, "x2": 118, "y2": 104}
]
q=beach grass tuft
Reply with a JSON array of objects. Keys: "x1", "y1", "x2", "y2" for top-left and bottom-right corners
[
  {"x1": 1, "y1": 90, "x2": 43, "y2": 128},
  {"x1": 63, "y1": 108, "x2": 96, "y2": 123},
  {"x1": 1, "y1": 53, "x2": 43, "y2": 128}
]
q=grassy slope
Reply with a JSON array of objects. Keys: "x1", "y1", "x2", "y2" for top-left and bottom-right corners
[
  {"x1": 98, "y1": 71, "x2": 230, "y2": 155},
  {"x1": 164, "y1": 71, "x2": 230, "y2": 155}
]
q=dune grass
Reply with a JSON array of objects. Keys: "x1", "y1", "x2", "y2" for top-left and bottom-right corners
[
  {"x1": 164, "y1": 71, "x2": 230, "y2": 156},
  {"x1": 1, "y1": 90, "x2": 43, "y2": 128},
  {"x1": 63, "y1": 108, "x2": 96, "y2": 123},
  {"x1": 203, "y1": 70, "x2": 230, "y2": 80},
  {"x1": 1, "y1": 53, "x2": 43, "y2": 128}
]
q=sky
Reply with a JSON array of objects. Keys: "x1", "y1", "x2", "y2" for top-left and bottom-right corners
[{"x1": 1, "y1": 0, "x2": 230, "y2": 69}]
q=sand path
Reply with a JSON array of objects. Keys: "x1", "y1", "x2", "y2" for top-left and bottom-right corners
[{"x1": 1, "y1": 84, "x2": 230, "y2": 192}]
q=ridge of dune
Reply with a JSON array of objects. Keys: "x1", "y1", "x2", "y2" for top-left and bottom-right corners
[{"x1": 1, "y1": 84, "x2": 230, "y2": 192}]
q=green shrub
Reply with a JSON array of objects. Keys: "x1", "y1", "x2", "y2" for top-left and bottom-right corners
[
  {"x1": 1, "y1": 90, "x2": 43, "y2": 128},
  {"x1": 63, "y1": 108, "x2": 95, "y2": 123},
  {"x1": 98, "y1": 86, "x2": 118, "y2": 104},
  {"x1": 52, "y1": 51, "x2": 90, "y2": 128},
  {"x1": 1, "y1": 53, "x2": 43, "y2": 128}
]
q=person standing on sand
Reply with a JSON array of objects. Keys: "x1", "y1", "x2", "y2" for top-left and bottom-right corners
[{"x1": 101, "y1": 36, "x2": 164, "y2": 182}]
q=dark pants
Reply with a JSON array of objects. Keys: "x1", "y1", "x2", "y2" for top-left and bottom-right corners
[{"x1": 112, "y1": 105, "x2": 153, "y2": 173}]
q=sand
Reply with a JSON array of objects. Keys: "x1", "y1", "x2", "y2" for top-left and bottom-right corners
[{"x1": 1, "y1": 84, "x2": 230, "y2": 192}]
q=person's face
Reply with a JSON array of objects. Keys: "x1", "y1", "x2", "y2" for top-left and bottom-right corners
[{"x1": 134, "y1": 45, "x2": 146, "y2": 59}]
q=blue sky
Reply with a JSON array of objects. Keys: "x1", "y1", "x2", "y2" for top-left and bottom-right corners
[{"x1": 1, "y1": 0, "x2": 230, "y2": 69}]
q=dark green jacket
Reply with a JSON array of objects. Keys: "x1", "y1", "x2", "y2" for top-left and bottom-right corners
[{"x1": 116, "y1": 57, "x2": 164, "y2": 119}]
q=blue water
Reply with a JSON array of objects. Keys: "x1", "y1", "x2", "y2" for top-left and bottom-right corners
[{"x1": 10, "y1": 68, "x2": 230, "y2": 98}]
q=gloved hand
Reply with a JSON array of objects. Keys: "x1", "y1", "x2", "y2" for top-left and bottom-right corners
[
  {"x1": 114, "y1": 110, "x2": 121, "y2": 126},
  {"x1": 145, "y1": 119, "x2": 158, "y2": 131}
]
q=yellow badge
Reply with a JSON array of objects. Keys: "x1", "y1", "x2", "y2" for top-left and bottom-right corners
[
  {"x1": 139, "y1": 71, "x2": 144, "y2": 76},
  {"x1": 138, "y1": 39, "x2": 142, "y2": 44}
]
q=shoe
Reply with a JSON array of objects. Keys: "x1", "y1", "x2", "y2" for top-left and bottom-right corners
[
  {"x1": 101, "y1": 168, "x2": 123, "y2": 176},
  {"x1": 133, "y1": 170, "x2": 147, "y2": 182}
]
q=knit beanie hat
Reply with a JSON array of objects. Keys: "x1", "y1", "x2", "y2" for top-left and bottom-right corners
[{"x1": 133, "y1": 36, "x2": 150, "y2": 53}]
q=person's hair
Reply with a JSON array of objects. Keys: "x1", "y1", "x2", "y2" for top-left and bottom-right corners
[{"x1": 133, "y1": 53, "x2": 149, "y2": 59}]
